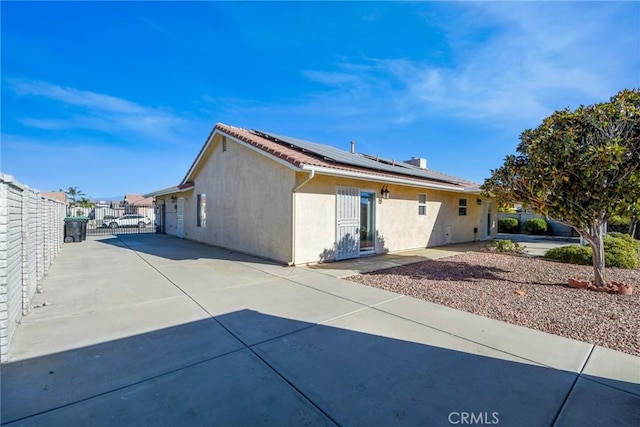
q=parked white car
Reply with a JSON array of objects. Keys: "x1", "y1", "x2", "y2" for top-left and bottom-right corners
[{"x1": 107, "y1": 214, "x2": 152, "y2": 228}]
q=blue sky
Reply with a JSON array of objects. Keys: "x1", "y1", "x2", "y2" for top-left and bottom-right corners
[{"x1": 2, "y1": 1, "x2": 638, "y2": 199}]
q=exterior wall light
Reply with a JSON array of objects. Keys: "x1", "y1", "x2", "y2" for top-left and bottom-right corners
[
  {"x1": 170, "y1": 196, "x2": 177, "y2": 203},
  {"x1": 380, "y1": 186, "x2": 390, "y2": 199}
]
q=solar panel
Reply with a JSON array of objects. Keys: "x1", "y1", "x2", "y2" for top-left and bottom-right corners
[{"x1": 253, "y1": 130, "x2": 471, "y2": 186}]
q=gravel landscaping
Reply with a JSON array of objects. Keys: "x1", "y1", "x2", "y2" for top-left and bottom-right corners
[{"x1": 346, "y1": 252, "x2": 640, "y2": 357}]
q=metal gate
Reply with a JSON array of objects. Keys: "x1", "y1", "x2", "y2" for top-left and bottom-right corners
[
  {"x1": 68, "y1": 204, "x2": 156, "y2": 236},
  {"x1": 336, "y1": 186, "x2": 360, "y2": 260}
]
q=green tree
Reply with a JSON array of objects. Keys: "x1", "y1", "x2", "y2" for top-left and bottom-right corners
[
  {"x1": 78, "y1": 197, "x2": 94, "y2": 208},
  {"x1": 60, "y1": 186, "x2": 87, "y2": 206},
  {"x1": 482, "y1": 89, "x2": 640, "y2": 288}
]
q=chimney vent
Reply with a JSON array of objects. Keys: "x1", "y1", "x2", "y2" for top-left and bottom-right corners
[
  {"x1": 350, "y1": 140, "x2": 355, "y2": 154},
  {"x1": 404, "y1": 157, "x2": 428, "y2": 169}
]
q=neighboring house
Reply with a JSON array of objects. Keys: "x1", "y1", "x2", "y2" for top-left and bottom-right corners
[
  {"x1": 123, "y1": 194, "x2": 155, "y2": 219},
  {"x1": 145, "y1": 123, "x2": 496, "y2": 265},
  {"x1": 41, "y1": 191, "x2": 68, "y2": 205},
  {"x1": 124, "y1": 194, "x2": 154, "y2": 206}
]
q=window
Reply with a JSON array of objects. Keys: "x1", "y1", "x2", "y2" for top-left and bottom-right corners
[
  {"x1": 458, "y1": 198, "x2": 467, "y2": 216},
  {"x1": 197, "y1": 193, "x2": 206, "y2": 227},
  {"x1": 418, "y1": 194, "x2": 427, "y2": 216}
]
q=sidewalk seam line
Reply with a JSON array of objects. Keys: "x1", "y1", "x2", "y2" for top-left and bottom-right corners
[
  {"x1": 578, "y1": 375, "x2": 640, "y2": 397},
  {"x1": 549, "y1": 344, "x2": 595, "y2": 427},
  {"x1": 119, "y1": 236, "x2": 341, "y2": 427},
  {"x1": 370, "y1": 304, "x2": 554, "y2": 369},
  {"x1": 317, "y1": 306, "x2": 371, "y2": 325},
  {"x1": 1, "y1": 346, "x2": 250, "y2": 425}
]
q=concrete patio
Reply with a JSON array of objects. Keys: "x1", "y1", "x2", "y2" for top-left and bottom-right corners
[{"x1": 1, "y1": 234, "x2": 638, "y2": 426}]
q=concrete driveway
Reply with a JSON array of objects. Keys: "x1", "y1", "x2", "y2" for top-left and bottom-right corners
[
  {"x1": 496, "y1": 233, "x2": 580, "y2": 256},
  {"x1": 2, "y1": 234, "x2": 638, "y2": 426}
]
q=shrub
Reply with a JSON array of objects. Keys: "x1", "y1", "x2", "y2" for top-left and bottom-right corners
[
  {"x1": 498, "y1": 217, "x2": 519, "y2": 233},
  {"x1": 490, "y1": 239, "x2": 524, "y2": 254},
  {"x1": 606, "y1": 232, "x2": 640, "y2": 252},
  {"x1": 545, "y1": 245, "x2": 592, "y2": 265},
  {"x1": 544, "y1": 233, "x2": 639, "y2": 269},
  {"x1": 523, "y1": 218, "x2": 548, "y2": 235},
  {"x1": 604, "y1": 234, "x2": 639, "y2": 268}
]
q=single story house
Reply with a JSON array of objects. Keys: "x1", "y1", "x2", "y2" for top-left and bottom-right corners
[
  {"x1": 122, "y1": 194, "x2": 155, "y2": 219},
  {"x1": 41, "y1": 191, "x2": 68, "y2": 205},
  {"x1": 146, "y1": 123, "x2": 496, "y2": 265},
  {"x1": 124, "y1": 194, "x2": 154, "y2": 206}
]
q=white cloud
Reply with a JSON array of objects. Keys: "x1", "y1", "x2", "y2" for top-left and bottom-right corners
[
  {"x1": 11, "y1": 80, "x2": 146, "y2": 114},
  {"x1": 9, "y1": 80, "x2": 191, "y2": 144},
  {"x1": 405, "y1": 2, "x2": 636, "y2": 121},
  {"x1": 296, "y1": 2, "x2": 638, "y2": 130}
]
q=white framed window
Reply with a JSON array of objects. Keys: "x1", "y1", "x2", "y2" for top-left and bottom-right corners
[
  {"x1": 197, "y1": 193, "x2": 206, "y2": 227},
  {"x1": 458, "y1": 198, "x2": 467, "y2": 216},
  {"x1": 418, "y1": 194, "x2": 427, "y2": 216}
]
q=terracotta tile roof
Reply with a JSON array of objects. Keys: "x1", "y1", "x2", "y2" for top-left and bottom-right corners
[
  {"x1": 124, "y1": 194, "x2": 154, "y2": 205},
  {"x1": 211, "y1": 123, "x2": 477, "y2": 190},
  {"x1": 42, "y1": 191, "x2": 67, "y2": 204},
  {"x1": 215, "y1": 124, "x2": 319, "y2": 168}
]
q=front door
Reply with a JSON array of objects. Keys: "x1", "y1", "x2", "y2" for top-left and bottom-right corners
[
  {"x1": 360, "y1": 191, "x2": 376, "y2": 254},
  {"x1": 479, "y1": 201, "x2": 492, "y2": 240},
  {"x1": 336, "y1": 187, "x2": 377, "y2": 260},
  {"x1": 176, "y1": 197, "x2": 184, "y2": 238},
  {"x1": 336, "y1": 187, "x2": 359, "y2": 260}
]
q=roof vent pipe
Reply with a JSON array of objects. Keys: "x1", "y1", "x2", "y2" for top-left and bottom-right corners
[{"x1": 350, "y1": 140, "x2": 355, "y2": 154}]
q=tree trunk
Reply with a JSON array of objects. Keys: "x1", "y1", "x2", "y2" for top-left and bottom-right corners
[
  {"x1": 589, "y1": 215, "x2": 607, "y2": 288},
  {"x1": 629, "y1": 216, "x2": 638, "y2": 238},
  {"x1": 578, "y1": 220, "x2": 607, "y2": 288}
]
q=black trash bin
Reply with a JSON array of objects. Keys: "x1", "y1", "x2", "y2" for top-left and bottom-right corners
[
  {"x1": 81, "y1": 219, "x2": 88, "y2": 241},
  {"x1": 64, "y1": 217, "x2": 88, "y2": 243}
]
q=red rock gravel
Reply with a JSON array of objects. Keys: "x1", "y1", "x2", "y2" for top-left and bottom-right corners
[{"x1": 346, "y1": 252, "x2": 640, "y2": 357}]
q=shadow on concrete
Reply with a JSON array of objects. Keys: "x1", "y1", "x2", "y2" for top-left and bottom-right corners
[
  {"x1": 318, "y1": 230, "x2": 388, "y2": 263},
  {"x1": 2, "y1": 310, "x2": 638, "y2": 426},
  {"x1": 95, "y1": 233, "x2": 282, "y2": 266}
]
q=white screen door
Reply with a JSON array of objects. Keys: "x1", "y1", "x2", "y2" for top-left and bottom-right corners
[
  {"x1": 177, "y1": 197, "x2": 185, "y2": 238},
  {"x1": 336, "y1": 187, "x2": 360, "y2": 260}
]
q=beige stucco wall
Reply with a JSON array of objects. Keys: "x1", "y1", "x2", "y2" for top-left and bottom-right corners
[
  {"x1": 294, "y1": 174, "x2": 496, "y2": 264},
  {"x1": 157, "y1": 196, "x2": 181, "y2": 236},
  {"x1": 167, "y1": 134, "x2": 295, "y2": 263},
  {"x1": 154, "y1": 131, "x2": 495, "y2": 265}
]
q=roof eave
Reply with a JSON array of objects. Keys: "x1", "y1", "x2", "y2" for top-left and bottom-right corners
[
  {"x1": 181, "y1": 125, "x2": 303, "y2": 185},
  {"x1": 301, "y1": 165, "x2": 469, "y2": 192},
  {"x1": 463, "y1": 186, "x2": 483, "y2": 194},
  {"x1": 180, "y1": 125, "x2": 219, "y2": 185},
  {"x1": 144, "y1": 182, "x2": 194, "y2": 198}
]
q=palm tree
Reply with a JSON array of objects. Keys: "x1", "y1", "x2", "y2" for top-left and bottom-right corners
[
  {"x1": 79, "y1": 197, "x2": 94, "y2": 208},
  {"x1": 62, "y1": 186, "x2": 87, "y2": 206}
]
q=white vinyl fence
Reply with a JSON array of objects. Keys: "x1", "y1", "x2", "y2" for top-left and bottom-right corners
[{"x1": 0, "y1": 174, "x2": 66, "y2": 362}]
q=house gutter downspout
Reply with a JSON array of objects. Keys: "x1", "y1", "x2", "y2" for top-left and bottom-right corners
[{"x1": 290, "y1": 169, "x2": 315, "y2": 266}]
